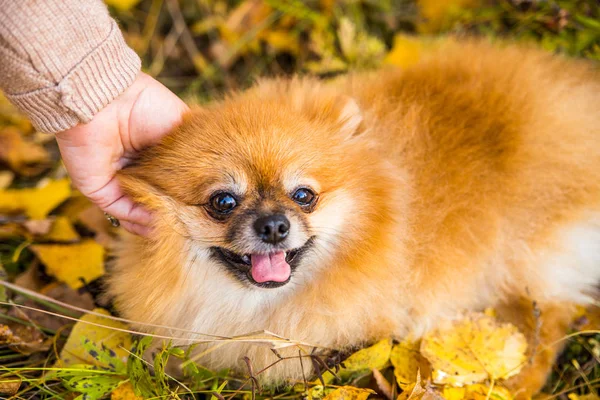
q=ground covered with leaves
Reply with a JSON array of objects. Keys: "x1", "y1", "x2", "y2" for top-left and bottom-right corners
[{"x1": 1, "y1": 0, "x2": 600, "y2": 399}]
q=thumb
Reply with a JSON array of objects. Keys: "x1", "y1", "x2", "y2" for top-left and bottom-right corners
[{"x1": 126, "y1": 73, "x2": 189, "y2": 151}]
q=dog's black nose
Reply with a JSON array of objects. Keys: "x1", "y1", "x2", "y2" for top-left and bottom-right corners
[{"x1": 254, "y1": 214, "x2": 290, "y2": 244}]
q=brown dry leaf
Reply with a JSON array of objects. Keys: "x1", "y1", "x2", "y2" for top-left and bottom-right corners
[
  {"x1": 0, "y1": 178, "x2": 71, "y2": 219},
  {"x1": 7, "y1": 278, "x2": 94, "y2": 332},
  {"x1": 391, "y1": 339, "x2": 428, "y2": 390},
  {"x1": 58, "y1": 308, "x2": 131, "y2": 368},
  {"x1": 323, "y1": 386, "x2": 375, "y2": 400},
  {"x1": 1, "y1": 322, "x2": 51, "y2": 355},
  {"x1": 0, "y1": 127, "x2": 50, "y2": 176},
  {"x1": 0, "y1": 379, "x2": 21, "y2": 396},
  {"x1": 420, "y1": 313, "x2": 527, "y2": 386},
  {"x1": 372, "y1": 368, "x2": 393, "y2": 400},
  {"x1": 77, "y1": 205, "x2": 116, "y2": 248},
  {"x1": 31, "y1": 239, "x2": 105, "y2": 289},
  {"x1": 22, "y1": 219, "x2": 53, "y2": 236},
  {"x1": 111, "y1": 381, "x2": 144, "y2": 400},
  {"x1": 13, "y1": 262, "x2": 45, "y2": 291}
]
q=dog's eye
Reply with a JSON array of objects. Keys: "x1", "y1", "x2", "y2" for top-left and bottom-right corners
[
  {"x1": 291, "y1": 188, "x2": 316, "y2": 206},
  {"x1": 210, "y1": 192, "x2": 237, "y2": 213}
]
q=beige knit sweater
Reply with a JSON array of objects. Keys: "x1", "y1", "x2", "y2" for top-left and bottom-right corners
[{"x1": 0, "y1": 0, "x2": 141, "y2": 133}]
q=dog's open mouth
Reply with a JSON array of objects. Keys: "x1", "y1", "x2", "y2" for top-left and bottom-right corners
[{"x1": 211, "y1": 238, "x2": 315, "y2": 288}]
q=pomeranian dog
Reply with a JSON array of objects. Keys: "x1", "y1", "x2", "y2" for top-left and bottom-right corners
[{"x1": 108, "y1": 39, "x2": 600, "y2": 395}]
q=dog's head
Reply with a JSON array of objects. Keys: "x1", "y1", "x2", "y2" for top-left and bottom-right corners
[{"x1": 119, "y1": 78, "x2": 402, "y2": 289}]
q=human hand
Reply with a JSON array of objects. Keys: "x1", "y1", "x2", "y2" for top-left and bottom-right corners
[{"x1": 55, "y1": 73, "x2": 189, "y2": 235}]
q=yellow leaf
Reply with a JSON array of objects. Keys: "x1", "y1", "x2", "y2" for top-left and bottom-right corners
[
  {"x1": 384, "y1": 35, "x2": 429, "y2": 69},
  {"x1": 44, "y1": 217, "x2": 80, "y2": 242},
  {"x1": 484, "y1": 308, "x2": 496, "y2": 318},
  {"x1": 390, "y1": 339, "x2": 425, "y2": 390},
  {"x1": 337, "y1": 17, "x2": 386, "y2": 67},
  {"x1": 397, "y1": 382, "x2": 425, "y2": 400},
  {"x1": 323, "y1": 386, "x2": 374, "y2": 400},
  {"x1": 104, "y1": 0, "x2": 141, "y2": 11},
  {"x1": 573, "y1": 305, "x2": 600, "y2": 331},
  {"x1": 260, "y1": 30, "x2": 300, "y2": 55},
  {"x1": 421, "y1": 313, "x2": 527, "y2": 386},
  {"x1": 225, "y1": 0, "x2": 272, "y2": 34},
  {"x1": 0, "y1": 179, "x2": 71, "y2": 219},
  {"x1": 111, "y1": 381, "x2": 144, "y2": 400},
  {"x1": 31, "y1": 239, "x2": 105, "y2": 289},
  {"x1": 320, "y1": 0, "x2": 336, "y2": 15},
  {"x1": 0, "y1": 127, "x2": 49, "y2": 176},
  {"x1": 0, "y1": 171, "x2": 14, "y2": 189},
  {"x1": 446, "y1": 384, "x2": 512, "y2": 400},
  {"x1": 0, "y1": 94, "x2": 32, "y2": 133},
  {"x1": 303, "y1": 385, "x2": 325, "y2": 400},
  {"x1": 58, "y1": 308, "x2": 131, "y2": 368},
  {"x1": 568, "y1": 395, "x2": 600, "y2": 400},
  {"x1": 396, "y1": 370, "x2": 443, "y2": 400},
  {"x1": 442, "y1": 387, "x2": 466, "y2": 400},
  {"x1": 317, "y1": 339, "x2": 392, "y2": 384},
  {"x1": 343, "y1": 339, "x2": 392, "y2": 373},
  {"x1": 417, "y1": 0, "x2": 480, "y2": 33},
  {"x1": 305, "y1": 57, "x2": 347, "y2": 75},
  {"x1": 191, "y1": 16, "x2": 223, "y2": 35},
  {"x1": 59, "y1": 192, "x2": 93, "y2": 222}
]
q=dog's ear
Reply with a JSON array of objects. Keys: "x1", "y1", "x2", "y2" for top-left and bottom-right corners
[
  {"x1": 117, "y1": 166, "x2": 169, "y2": 212},
  {"x1": 292, "y1": 81, "x2": 364, "y2": 139},
  {"x1": 335, "y1": 97, "x2": 363, "y2": 139},
  {"x1": 251, "y1": 77, "x2": 365, "y2": 139}
]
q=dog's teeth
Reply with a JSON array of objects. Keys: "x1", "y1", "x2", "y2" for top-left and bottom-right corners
[{"x1": 242, "y1": 254, "x2": 251, "y2": 264}]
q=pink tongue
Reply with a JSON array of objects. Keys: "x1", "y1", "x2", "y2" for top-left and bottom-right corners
[{"x1": 250, "y1": 252, "x2": 291, "y2": 283}]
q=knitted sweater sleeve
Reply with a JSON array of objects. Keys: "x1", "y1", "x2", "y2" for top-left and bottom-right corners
[{"x1": 0, "y1": 0, "x2": 141, "y2": 133}]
